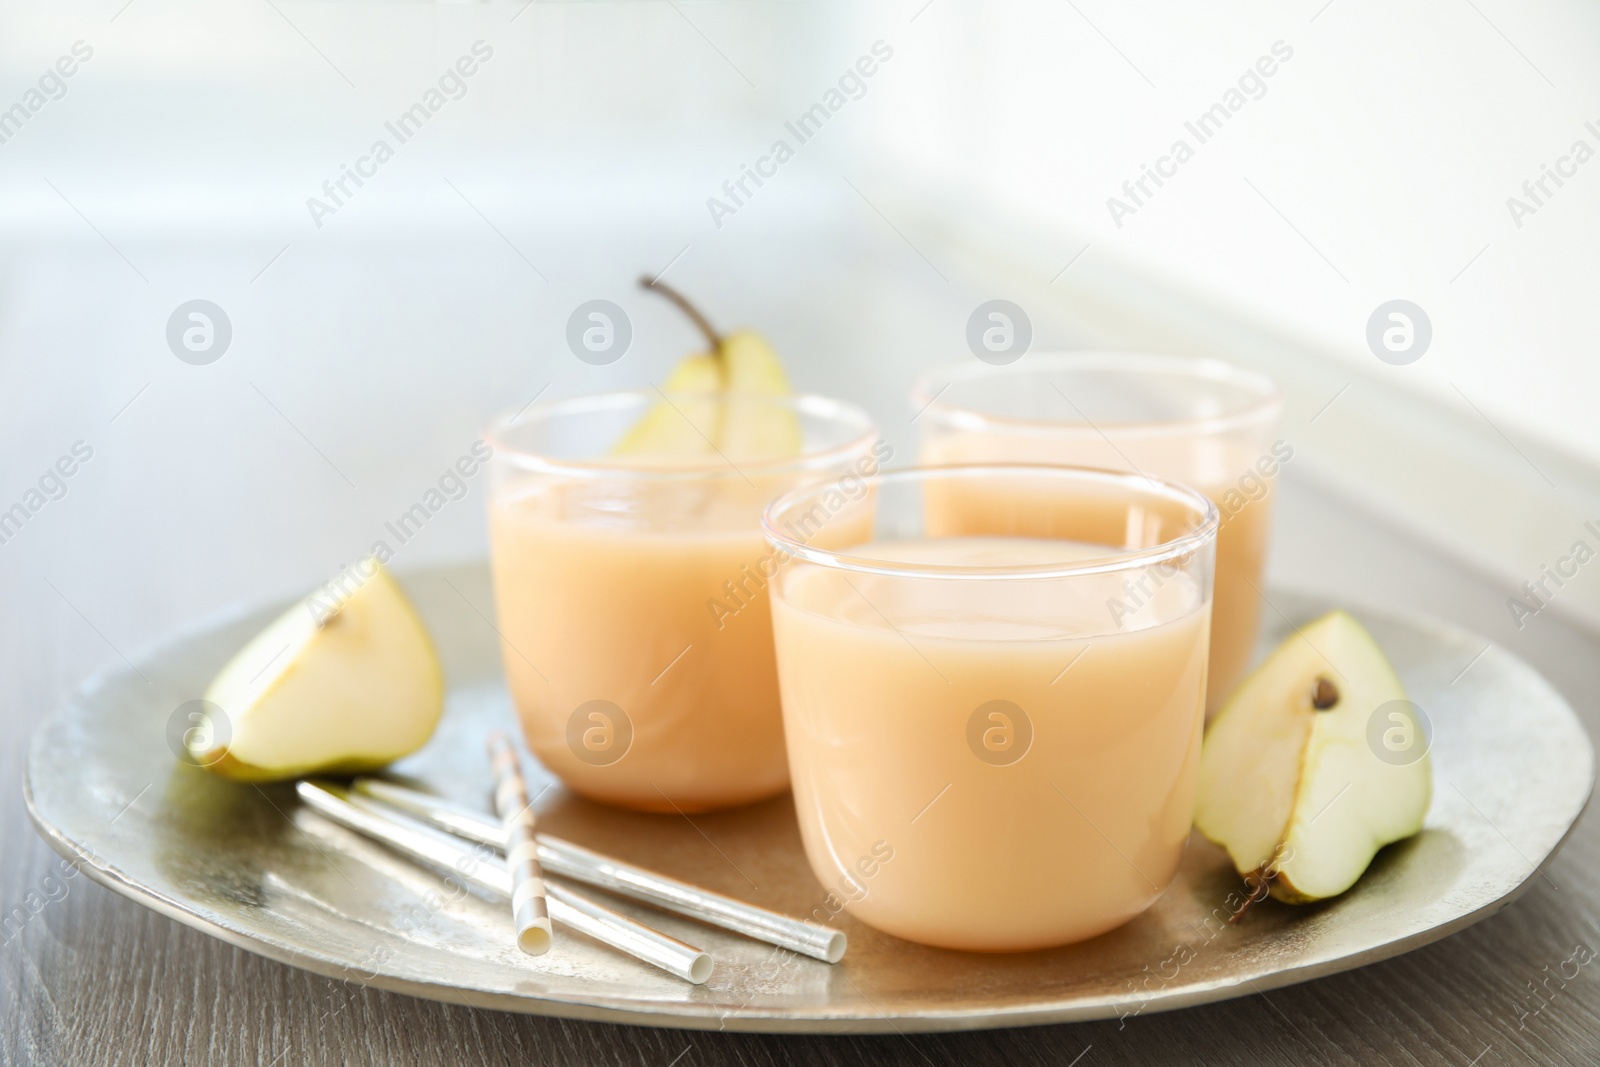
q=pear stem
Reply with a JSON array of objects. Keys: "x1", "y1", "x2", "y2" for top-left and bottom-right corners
[{"x1": 638, "y1": 275, "x2": 722, "y2": 351}]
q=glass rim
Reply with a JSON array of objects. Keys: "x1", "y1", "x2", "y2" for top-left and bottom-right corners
[
  {"x1": 484, "y1": 389, "x2": 880, "y2": 480},
  {"x1": 910, "y1": 352, "x2": 1284, "y2": 439},
  {"x1": 761, "y1": 463, "x2": 1220, "y2": 580}
]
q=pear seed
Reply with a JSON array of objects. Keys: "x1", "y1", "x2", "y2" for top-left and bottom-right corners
[{"x1": 1312, "y1": 677, "x2": 1339, "y2": 710}]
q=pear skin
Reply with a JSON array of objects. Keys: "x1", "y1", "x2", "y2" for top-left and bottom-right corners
[
  {"x1": 610, "y1": 353, "x2": 725, "y2": 458},
  {"x1": 193, "y1": 561, "x2": 444, "y2": 782},
  {"x1": 615, "y1": 280, "x2": 801, "y2": 462},
  {"x1": 1195, "y1": 610, "x2": 1432, "y2": 904}
]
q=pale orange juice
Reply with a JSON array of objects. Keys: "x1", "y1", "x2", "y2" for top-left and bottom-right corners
[
  {"x1": 764, "y1": 467, "x2": 1217, "y2": 951},
  {"x1": 920, "y1": 440, "x2": 1275, "y2": 711},
  {"x1": 486, "y1": 391, "x2": 880, "y2": 813},
  {"x1": 914, "y1": 354, "x2": 1283, "y2": 712}
]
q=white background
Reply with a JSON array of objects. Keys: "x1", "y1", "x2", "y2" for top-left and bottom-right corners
[
  {"x1": 1, "y1": 0, "x2": 1597, "y2": 637},
  {"x1": 866, "y1": 0, "x2": 1600, "y2": 461}
]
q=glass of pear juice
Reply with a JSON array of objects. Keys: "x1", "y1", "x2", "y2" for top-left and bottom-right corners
[
  {"x1": 485, "y1": 390, "x2": 882, "y2": 814},
  {"x1": 911, "y1": 353, "x2": 1283, "y2": 715},
  {"x1": 762, "y1": 465, "x2": 1218, "y2": 951}
]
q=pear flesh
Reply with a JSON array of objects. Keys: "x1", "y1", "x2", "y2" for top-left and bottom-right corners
[
  {"x1": 714, "y1": 329, "x2": 802, "y2": 461},
  {"x1": 609, "y1": 352, "x2": 724, "y2": 459},
  {"x1": 611, "y1": 306, "x2": 801, "y2": 461},
  {"x1": 1195, "y1": 610, "x2": 1431, "y2": 903},
  {"x1": 192, "y1": 561, "x2": 444, "y2": 781}
]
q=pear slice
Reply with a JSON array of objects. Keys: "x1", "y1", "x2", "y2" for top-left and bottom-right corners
[
  {"x1": 191, "y1": 560, "x2": 444, "y2": 781},
  {"x1": 1194, "y1": 610, "x2": 1431, "y2": 903},
  {"x1": 719, "y1": 328, "x2": 801, "y2": 460},
  {"x1": 610, "y1": 352, "x2": 723, "y2": 459},
  {"x1": 718, "y1": 329, "x2": 790, "y2": 392},
  {"x1": 611, "y1": 279, "x2": 801, "y2": 462}
]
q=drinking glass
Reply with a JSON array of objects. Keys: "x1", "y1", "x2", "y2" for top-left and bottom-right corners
[
  {"x1": 912, "y1": 353, "x2": 1283, "y2": 712},
  {"x1": 486, "y1": 390, "x2": 881, "y2": 813},
  {"x1": 763, "y1": 464, "x2": 1217, "y2": 950}
]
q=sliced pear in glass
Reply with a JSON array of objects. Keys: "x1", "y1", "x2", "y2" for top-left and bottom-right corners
[
  {"x1": 1194, "y1": 609, "x2": 1431, "y2": 904},
  {"x1": 609, "y1": 352, "x2": 724, "y2": 459},
  {"x1": 719, "y1": 329, "x2": 801, "y2": 460},
  {"x1": 191, "y1": 560, "x2": 444, "y2": 781},
  {"x1": 611, "y1": 279, "x2": 802, "y2": 462},
  {"x1": 718, "y1": 329, "x2": 789, "y2": 391}
]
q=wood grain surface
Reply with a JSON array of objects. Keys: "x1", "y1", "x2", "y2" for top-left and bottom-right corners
[{"x1": 3, "y1": 471, "x2": 1596, "y2": 1067}]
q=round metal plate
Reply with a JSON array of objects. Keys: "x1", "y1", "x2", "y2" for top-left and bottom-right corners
[{"x1": 24, "y1": 564, "x2": 1594, "y2": 1033}]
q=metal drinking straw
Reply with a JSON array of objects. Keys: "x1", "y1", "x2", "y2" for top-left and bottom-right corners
[
  {"x1": 296, "y1": 780, "x2": 714, "y2": 983},
  {"x1": 349, "y1": 775, "x2": 847, "y2": 963}
]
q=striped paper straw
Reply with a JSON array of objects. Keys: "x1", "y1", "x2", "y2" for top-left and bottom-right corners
[{"x1": 488, "y1": 733, "x2": 552, "y2": 955}]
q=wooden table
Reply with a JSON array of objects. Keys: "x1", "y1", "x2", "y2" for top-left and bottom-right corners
[{"x1": 3, "y1": 465, "x2": 1596, "y2": 1066}]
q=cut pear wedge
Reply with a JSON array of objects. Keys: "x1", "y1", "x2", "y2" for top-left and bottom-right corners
[
  {"x1": 1194, "y1": 610, "x2": 1432, "y2": 904},
  {"x1": 611, "y1": 280, "x2": 802, "y2": 462},
  {"x1": 191, "y1": 560, "x2": 444, "y2": 781},
  {"x1": 610, "y1": 353, "x2": 724, "y2": 459},
  {"x1": 717, "y1": 329, "x2": 802, "y2": 461}
]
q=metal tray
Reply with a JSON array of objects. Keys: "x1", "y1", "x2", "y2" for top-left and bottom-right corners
[{"x1": 24, "y1": 563, "x2": 1594, "y2": 1033}]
